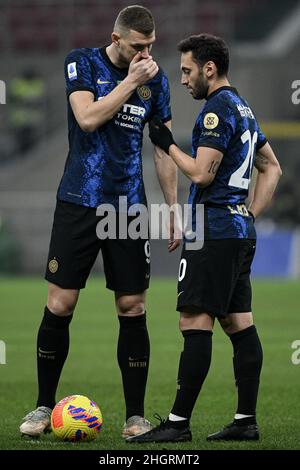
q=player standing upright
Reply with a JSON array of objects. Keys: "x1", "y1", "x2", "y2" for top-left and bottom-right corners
[
  {"x1": 20, "y1": 5, "x2": 178, "y2": 438},
  {"x1": 128, "y1": 33, "x2": 282, "y2": 443}
]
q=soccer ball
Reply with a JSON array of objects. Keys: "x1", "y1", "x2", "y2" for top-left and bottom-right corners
[{"x1": 51, "y1": 395, "x2": 103, "y2": 442}]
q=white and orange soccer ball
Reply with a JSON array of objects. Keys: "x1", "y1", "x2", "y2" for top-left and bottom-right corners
[{"x1": 51, "y1": 395, "x2": 103, "y2": 442}]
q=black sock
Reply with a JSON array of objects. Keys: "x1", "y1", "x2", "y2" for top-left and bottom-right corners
[
  {"x1": 230, "y1": 325, "x2": 263, "y2": 417},
  {"x1": 117, "y1": 313, "x2": 150, "y2": 421},
  {"x1": 171, "y1": 329, "x2": 213, "y2": 421},
  {"x1": 37, "y1": 306, "x2": 73, "y2": 409},
  {"x1": 166, "y1": 418, "x2": 190, "y2": 429},
  {"x1": 233, "y1": 416, "x2": 257, "y2": 426}
]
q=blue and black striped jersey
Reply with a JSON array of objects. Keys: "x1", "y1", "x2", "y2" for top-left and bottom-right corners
[
  {"x1": 189, "y1": 86, "x2": 267, "y2": 239},
  {"x1": 57, "y1": 47, "x2": 171, "y2": 209}
]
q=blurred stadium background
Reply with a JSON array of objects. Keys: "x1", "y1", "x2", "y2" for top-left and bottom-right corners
[
  {"x1": 1, "y1": 0, "x2": 300, "y2": 452},
  {"x1": 0, "y1": 0, "x2": 300, "y2": 277}
]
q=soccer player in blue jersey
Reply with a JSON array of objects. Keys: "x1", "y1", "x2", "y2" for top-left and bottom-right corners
[
  {"x1": 20, "y1": 5, "x2": 178, "y2": 438},
  {"x1": 128, "y1": 34, "x2": 282, "y2": 443}
]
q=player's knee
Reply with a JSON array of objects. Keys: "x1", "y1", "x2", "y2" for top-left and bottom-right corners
[
  {"x1": 179, "y1": 314, "x2": 191, "y2": 331},
  {"x1": 219, "y1": 315, "x2": 253, "y2": 335},
  {"x1": 48, "y1": 293, "x2": 78, "y2": 316},
  {"x1": 47, "y1": 284, "x2": 79, "y2": 316},
  {"x1": 219, "y1": 316, "x2": 232, "y2": 334},
  {"x1": 116, "y1": 297, "x2": 145, "y2": 316},
  {"x1": 179, "y1": 312, "x2": 213, "y2": 332}
]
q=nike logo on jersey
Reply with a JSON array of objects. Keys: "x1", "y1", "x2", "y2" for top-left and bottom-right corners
[
  {"x1": 177, "y1": 291, "x2": 184, "y2": 298},
  {"x1": 97, "y1": 79, "x2": 111, "y2": 85}
]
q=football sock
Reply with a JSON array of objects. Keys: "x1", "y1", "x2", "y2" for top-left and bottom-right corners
[
  {"x1": 171, "y1": 329, "x2": 213, "y2": 420},
  {"x1": 117, "y1": 313, "x2": 150, "y2": 421},
  {"x1": 37, "y1": 306, "x2": 73, "y2": 409},
  {"x1": 230, "y1": 325, "x2": 263, "y2": 417},
  {"x1": 168, "y1": 412, "x2": 187, "y2": 421},
  {"x1": 167, "y1": 413, "x2": 188, "y2": 429},
  {"x1": 165, "y1": 418, "x2": 190, "y2": 429},
  {"x1": 234, "y1": 413, "x2": 254, "y2": 419},
  {"x1": 233, "y1": 416, "x2": 257, "y2": 426}
]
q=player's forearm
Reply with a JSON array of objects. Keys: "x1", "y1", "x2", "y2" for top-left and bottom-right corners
[
  {"x1": 154, "y1": 146, "x2": 178, "y2": 206},
  {"x1": 248, "y1": 166, "x2": 282, "y2": 218},
  {"x1": 79, "y1": 77, "x2": 138, "y2": 132},
  {"x1": 169, "y1": 145, "x2": 209, "y2": 187}
]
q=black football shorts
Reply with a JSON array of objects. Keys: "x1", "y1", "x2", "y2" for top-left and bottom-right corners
[
  {"x1": 45, "y1": 200, "x2": 150, "y2": 292},
  {"x1": 177, "y1": 239, "x2": 256, "y2": 318}
]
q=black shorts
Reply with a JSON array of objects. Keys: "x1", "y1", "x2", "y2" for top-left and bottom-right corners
[
  {"x1": 45, "y1": 200, "x2": 150, "y2": 292},
  {"x1": 177, "y1": 239, "x2": 256, "y2": 318}
]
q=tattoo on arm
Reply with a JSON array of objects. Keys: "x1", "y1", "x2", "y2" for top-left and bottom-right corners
[
  {"x1": 208, "y1": 160, "x2": 220, "y2": 174},
  {"x1": 254, "y1": 154, "x2": 269, "y2": 170}
]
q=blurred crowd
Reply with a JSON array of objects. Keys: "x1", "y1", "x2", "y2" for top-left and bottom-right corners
[{"x1": 0, "y1": 67, "x2": 46, "y2": 162}]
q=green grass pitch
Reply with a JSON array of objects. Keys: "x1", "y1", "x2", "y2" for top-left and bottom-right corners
[{"x1": 0, "y1": 277, "x2": 299, "y2": 450}]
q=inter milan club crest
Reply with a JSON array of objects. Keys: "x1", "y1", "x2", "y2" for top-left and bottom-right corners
[
  {"x1": 203, "y1": 112, "x2": 219, "y2": 129},
  {"x1": 137, "y1": 86, "x2": 151, "y2": 101},
  {"x1": 48, "y1": 259, "x2": 58, "y2": 273}
]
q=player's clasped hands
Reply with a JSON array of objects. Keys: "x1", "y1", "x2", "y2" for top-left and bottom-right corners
[{"x1": 129, "y1": 52, "x2": 159, "y2": 86}]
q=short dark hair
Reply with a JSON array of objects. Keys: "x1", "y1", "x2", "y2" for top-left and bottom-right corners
[
  {"x1": 177, "y1": 34, "x2": 229, "y2": 76},
  {"x1": 114, "y1": 5, "x2": 155, "y2": 37}
]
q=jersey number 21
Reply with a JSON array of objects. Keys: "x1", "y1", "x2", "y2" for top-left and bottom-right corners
[{"x1": 229, "y1": 130, "x2": 258, "y2": 190}]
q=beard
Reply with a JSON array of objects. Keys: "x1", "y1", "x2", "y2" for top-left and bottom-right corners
[{"x1": 192, "y1": 73, "x2": 209, "y2": 100}]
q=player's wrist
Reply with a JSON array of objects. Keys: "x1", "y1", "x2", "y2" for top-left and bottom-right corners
[
  {"x1": 161, "y1": 138, "x2": 176, "y2": 155},
  {"x1": 149, "y1": 118, "x2": 176, "y2": 154},
  {"x1": 123, "y1": 75, "x2": 139, "y2": 91}
]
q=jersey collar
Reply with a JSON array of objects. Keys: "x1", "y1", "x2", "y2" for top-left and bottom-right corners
[{"x1": 206, "y1": 86, "x2": 239, "y2": 101}]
